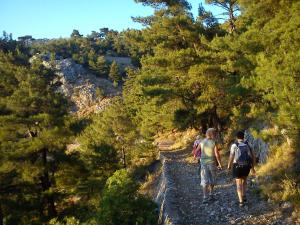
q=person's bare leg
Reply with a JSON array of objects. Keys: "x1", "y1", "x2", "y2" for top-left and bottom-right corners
[
  {"x1": 203, "y1": 185, "x2": 209, "y2": 199},
  {"x1": 209, "y1": 184, "x2": 214, "y2": 195},
  {"x1": 236, "y1": 179, "x2": 243, "y2": 203},
  {"x1": 209, "y1": 166, "x2": 215, "y2": 196}
]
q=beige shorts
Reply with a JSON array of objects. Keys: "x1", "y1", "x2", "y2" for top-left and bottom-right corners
[{"x1": 200, "y1": 163, "x2": 216, "y2": 186}]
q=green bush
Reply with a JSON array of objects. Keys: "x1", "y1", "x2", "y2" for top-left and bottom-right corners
[
  {"x1": 98, "y1": 169, "x2": 158, "y2": 225},
  {"x1": 49, "y1": 217, "x2": 97, "y2": 225},
  {"x1": 49, "y1": 217, "x2": 80, "y2": 225}
]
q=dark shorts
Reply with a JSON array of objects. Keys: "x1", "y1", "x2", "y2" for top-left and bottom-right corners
[{"x1": 232, "y1": 163, "x2": 251, "y2": 178}]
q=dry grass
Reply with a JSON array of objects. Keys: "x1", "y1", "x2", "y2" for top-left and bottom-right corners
[
  {"x1": 258, "y1": 143, "x2": 294, "y2": 176},
  {"x1": 155, "y1": 128, "x2": 199, "y2": 151},
  {"x1": 185, "y1": 155, "x2": 198, "y2": 164},
  {"x1": 257, "y1": 142, "x2": 300, "y2": 219},
  {"x1": 139, "y1": 169, "x2": 162, "y2": 199}
]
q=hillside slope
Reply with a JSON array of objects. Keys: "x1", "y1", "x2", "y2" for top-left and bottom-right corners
[{"x1": 31, "y1": 56, "x2": 121, "y2": 116}]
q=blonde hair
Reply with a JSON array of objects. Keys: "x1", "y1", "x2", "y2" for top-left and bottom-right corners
[{"x1": 206, "y1": 128, "x2": 216, "y2": 139}]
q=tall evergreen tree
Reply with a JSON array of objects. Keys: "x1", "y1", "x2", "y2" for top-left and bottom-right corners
[
  {"x1": 0, "y1": 52, "x2": 82, "y2": 224},
  {"x1": 205, "y1": 0, "x2": 239, "y2": 33},
  {"x1": 94, "y1": 56, "x2": 108, "y2": 77},
  {"x1": 70, "y1": 29, "x2": 83, "y2": 38},
  {"x1": 108, "y1": 61, "x2": 121, "y2": 85}
]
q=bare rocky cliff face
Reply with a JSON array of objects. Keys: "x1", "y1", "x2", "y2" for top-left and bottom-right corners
[{"x1": 31, "y1": 56, "x2": 121, "y2": 115}]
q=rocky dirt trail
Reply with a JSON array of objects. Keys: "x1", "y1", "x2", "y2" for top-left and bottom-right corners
[{"x1": 159, "y1": 148, "x2": 294, "y2": 225}]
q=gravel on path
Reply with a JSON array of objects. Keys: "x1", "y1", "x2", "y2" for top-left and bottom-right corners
[{"x1": 159, "y1": 148, "x2": 294, "y2": 225}]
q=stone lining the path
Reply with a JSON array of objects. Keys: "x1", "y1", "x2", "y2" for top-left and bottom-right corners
[{"x1": 156, "y1": 152, "x2": 182, "y2": 225}]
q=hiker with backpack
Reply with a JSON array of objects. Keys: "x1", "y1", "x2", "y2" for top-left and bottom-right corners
[
  {"x1": 227, "y1": 131, "x2": 256, "y2": 207},
  {"x1": 196, "y1": 128, "x2": 222, "y2": 203}
]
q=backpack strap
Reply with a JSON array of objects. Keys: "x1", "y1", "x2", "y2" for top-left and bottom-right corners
[
  {"x1": 244, "y1": 141, "x2": 254, "y2": 167},
  {"x1": 233, "y1": 141, "x2": 239, "y2": 158},
  {"x1": 244, "y1": 141, "x2": 253, "y2": 154},
  {"x1": 235, "y1": 141, "x2": 252, "y2": 157}
]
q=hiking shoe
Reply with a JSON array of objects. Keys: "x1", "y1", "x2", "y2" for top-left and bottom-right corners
[
  {"x1": 243, "y1": 196, "x2": 247, "y2": 203},
  {"x1": 239, "y1": 202, "x2": 244, "y2": 207}
]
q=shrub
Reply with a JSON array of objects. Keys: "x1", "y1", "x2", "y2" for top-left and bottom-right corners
[
  {"x1": 258, "y1": 142, "x2": 300, "y2": 214},
  {"x1": 98, "y1": 169, "x2": 158, "y2": 225}
]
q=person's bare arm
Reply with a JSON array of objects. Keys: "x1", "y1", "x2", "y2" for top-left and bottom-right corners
[
  {"x1": 214, "y1": 146, "x2": 222, "y2": 169},
  {"x1": 192, "y1": 145, "x2": 196, "y2": 156},
  {"x1": 227, "y1": 154, "x2": 234, "y2": 170},
  {"x1": 196, "y1": 143, "x2": 201, "y2": 152}
]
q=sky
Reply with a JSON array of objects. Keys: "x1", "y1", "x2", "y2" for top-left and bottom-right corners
[{"x1": 0, "y1": 0, "x2": 224, "y2": 39}]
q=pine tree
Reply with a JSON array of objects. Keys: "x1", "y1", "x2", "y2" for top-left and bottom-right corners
[
  {"x1": 94, "y1": 56, "x2": 108, "y2": 77},
  {"x1": 108, "y1": 61, "x2": 120, "y2": 85},
  {"x1": 0, "y1": 52, "x2": 83, "y2": 224},
  {"x1": 234, "y1": 0, "x2": 300, "y2": 209},
  {"x1": 205, "y1": 0, "x2": 239, "y2": 33},
  {"x1": 130, "y1": 0, "x2": 238, "y2": 133},
  {"x1": 70, "y1": 29, "x2": 83, "y2": 38}
]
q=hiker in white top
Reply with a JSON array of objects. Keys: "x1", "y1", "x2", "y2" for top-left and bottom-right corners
[
  {"x1": 196, "y1": 128, "x2": 222, "y2": 203},
  {"x1": 227, "y1": 131, "x2": 256, "y2": 207}
]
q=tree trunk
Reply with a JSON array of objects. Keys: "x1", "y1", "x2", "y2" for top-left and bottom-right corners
[
  {"x1": 48, "y1": 195, "x2": 56, "y2": 218},
  {"x1": 0, "y1": 202, "x2": 3, "y2": 225},
  {"x1": 228, "y1": 2, "x2": 236, "y2": 33},
  {"x1": 210, "y1": 107, "x2": 221, "y2": 130},
  {"x1": 121, "y1": 147, "x2": 126, "y2": 168},
  {"x1": 41, "y1": 148, "x2": 57, "y2": 218}
]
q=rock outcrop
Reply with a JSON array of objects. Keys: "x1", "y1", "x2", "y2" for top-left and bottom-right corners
[
  {"x1": 31, "y1": 55, "x2": 120, "y2": 115},
  {"x1": 245, "y1": 130, "x2": 269, "y2": 163},
  {"x1": 105, "y1": 56, "x2": 132, "y2": 71}
]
